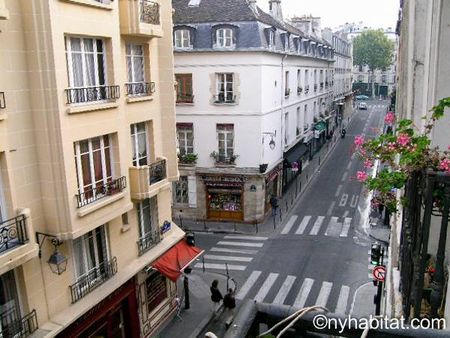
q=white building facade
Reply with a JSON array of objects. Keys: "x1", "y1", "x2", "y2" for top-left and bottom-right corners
[{"x1": 172, "y1": 0, "x2": 335, "y2": 223}]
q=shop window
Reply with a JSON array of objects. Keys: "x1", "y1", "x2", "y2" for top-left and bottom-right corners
[
  {"x1": 176, "y1": 123, "x2": 194, "y2": 155},
  {"x1": 130, "y1": 122, "x2": 149, "y2": 166},
  {"x1": 175, "y1": 74, "x2": 193, "y2": 103},
  {"x1": 208, "y1": 191, "x2": 242, "y2": 212},
  {"x1": 145, "y1": 270, "x2": 168, "y2": 313},
  {"x1": 217, "y1": 124, "x2": 234, "y2": 160},
  {"x1": 173, "y1": 176, "x2": 189, "y2": 204}
]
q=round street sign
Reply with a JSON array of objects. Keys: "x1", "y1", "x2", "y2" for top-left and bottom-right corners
[{"x1": 373, "y1": 265, "x2": 386, "y2": 282}]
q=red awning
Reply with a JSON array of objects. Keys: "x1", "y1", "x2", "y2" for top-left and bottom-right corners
[{"x1": 152, "y1": 240, "x2": 204, "y2": 282}]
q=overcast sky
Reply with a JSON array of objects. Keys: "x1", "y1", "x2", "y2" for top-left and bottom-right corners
[{"x1": 256, "y1": 0, "x2": 399, "y2": 30}]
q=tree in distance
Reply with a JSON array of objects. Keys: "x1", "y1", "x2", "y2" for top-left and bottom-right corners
[{"x1": 353, "y1": 29, "x2": 395, "y2": 97}]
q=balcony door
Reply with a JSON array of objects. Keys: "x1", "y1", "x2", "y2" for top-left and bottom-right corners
[
  {"x1": 0, "y1": 271, "x2": 22, "y2": 337},
  {"x1": 0, "y1": 169, "x2": 6, "y2": 222}
]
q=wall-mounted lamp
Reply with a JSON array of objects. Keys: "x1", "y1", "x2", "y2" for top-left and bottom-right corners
[
  {"x1": 36, "y1": 232, "x2": 67, "y2": 275},
  {"x1": 262, "y1": 131, "x2": 277, "y2": 150}
]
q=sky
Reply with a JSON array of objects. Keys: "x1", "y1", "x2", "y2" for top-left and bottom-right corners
[{"x1": 256, "y1": 0, "x2": 399, "y2": 31}]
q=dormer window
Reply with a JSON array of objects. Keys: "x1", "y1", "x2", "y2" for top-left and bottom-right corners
[
  {"x1": 295, "y1": 37, "x2": 301, "y2": 54},
  {"x1": 174, "y1": 29, "x2": 191, "y2": 49},
  {"x1": 216, "y1": 28, "x2": 234, "y2": 48},
  {"x1": 282, "y1": 33, "x2": 289, "y2": 52}
]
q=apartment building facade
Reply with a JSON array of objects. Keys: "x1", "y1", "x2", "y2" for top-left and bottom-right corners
[
  {"x1": 0, "y1": 0, "x2": 193, "y2": 337},
  {"x1": 172, "y1": 0, "x2": 335, "y2": 223}
]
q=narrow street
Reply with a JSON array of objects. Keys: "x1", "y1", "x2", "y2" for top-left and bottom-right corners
[{"x1": 194, "y1": 100, "x2": 389, "y2": 321}]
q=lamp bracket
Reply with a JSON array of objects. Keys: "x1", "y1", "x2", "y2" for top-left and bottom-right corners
[{"x1": 36, "y1": 232, "x2": 63, "y2": 258}]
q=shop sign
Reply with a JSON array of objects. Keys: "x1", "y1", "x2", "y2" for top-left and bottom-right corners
[
  {"x1": 203, "y1": 175, "x2": 246, "y2": 187},
  {"x1": 160, "y1": 221, "x2": 171, "y2": 234},
  {"x1": 291, "y1": 162, "x2": 299, "y2": 172}
]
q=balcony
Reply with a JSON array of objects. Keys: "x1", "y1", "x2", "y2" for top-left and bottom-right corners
[
  {"x1": 304, "y1": 85, "x2": 310, "y2": 94},
  {"x1": 0, "y1": 308, "x2": 38, "y2": 338},
  {"x1": 213, "y1": 94, "x2": 236, "y2": 104},
  {"x1": 125, "y1": 82, "x2": 155, "y2": 97},
  {"x1": 314, "y1": 84, "x2": 318, "y2": 92},
  {"x1": 137, "y1": 230, "x2": 161, "y2": 256},
  {"x1": 320, "y1": 82, "x2": 324, "y2": 89},
  {"x1": 129, "y1": 159, "x2": 168, "y2": 200},
  {"x1": 0, "y1": 215, "x2": 28, "y2": 254},
  {"x1": 176, "y1": 94, "x2": 194, "y2": 104},
  {"x1": 211, "y1": 152, "x2": 238, "y2": 166},
  {"x1": 65, "y1": 85, "x2": 120, "y2": 105},
  {"x1": 76, "y1": 176, "x2": 127, "y2": 208},
  {"x1": 0, "y1": 91, "x2": 5, "y2": 109},
  {"x1": 119, "y1": 0, "x2": 163, "y2": 37},
  {"x1": 69, "y1": 257, "x2": 117, "y2": 303}
]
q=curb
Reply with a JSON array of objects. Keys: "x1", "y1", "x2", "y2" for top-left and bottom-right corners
[{"x1": 188, "y1": 304, "x2": 224, "y2": 338}]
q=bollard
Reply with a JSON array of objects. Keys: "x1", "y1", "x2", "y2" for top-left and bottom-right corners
[
  {"x1": 202, "y1": 256, "x2": 205, "y2": 273},
  {"x1": 203, "y1": 219, "x2": 207, "y2": 230},
  {"x1": 273, "y1": 214, "x2": 276, "y2": 229},
  {"x1": 255, "y1": 220, "x2": 259, "y2": 234},
  {"x1": 285, "y1": 200, "x2": 288, "y2": 212},
  {"x1": 319, "y1": 156, "x2": 321, "y2": 166},
  {"x1": 279, "y1": 208, "x2": 282, "y2": 222},
  {"x1": 179, "y1": 215, "x2": 183, "y2": 229}
]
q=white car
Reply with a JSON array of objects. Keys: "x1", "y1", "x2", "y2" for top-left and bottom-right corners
[{"x1": 358, "y1": 102, "x2": 368, "y2": 110}]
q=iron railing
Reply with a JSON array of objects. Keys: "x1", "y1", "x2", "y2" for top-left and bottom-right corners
[
  {"x1": 0, "y1": 308, "x2": 38, "y2": 338},
  {"x1": 176, "y1": 94, "x2": 194, "y2": 103},
  {"x1": 284, "y1": 88, "x2": 291, "y2": 97},
  {"x1": 65, "y1": 85, "x2": 120, "y2": 104},
  {"x1": 0, "y1": 92, "x2": 5, "y2": 109},
  {"x1": 305, "y1": 85, "x2": 310, "y2": 93},
  {"x1": 137, "y1": 230, "x2": 161, "y2": 256},
  {"x1": 69, "y1": 257, "x2": 117, "y2": 303},
  {"x1": 76, "y1": 176, "x2": 127, "y2": 208},
  {"x1": 320, "y1": 82, "x2": 324, "y2": 89},
  {"x1": 149, "y1": 159, "x2": 167, "y2": 185},
  {"x1": 314, "y1": 84, "x2": 318, "y2": 91},
  {"x1": 0, "y1": 215, "x2": 28, "y2": 254},
  {"x1": 140, "y1": 0, "x2": 160, "y2": 25},
  {"x1": 399, "y1": 170, "x2": 450, "y2": 321},
  {"x1": 125, "y1": 82, "x2": 155, "y2": 96},
  {"x1": 214, "y1": 154, "x2": 237, "y2": 165},
  {"x1": 297, "y1": 87, "x2": 303, "y2": 95},
  {"x1": 213, "y1": 94, "x2": 236, "y2": 104}
]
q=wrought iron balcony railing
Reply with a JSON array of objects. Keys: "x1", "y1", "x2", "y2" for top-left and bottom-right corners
[
  {"x1": 0, "y1": 92, "x2": 5, "y2": 109},
  {"x1": 137, "y1": 230, "x2": 161, "y2": 256},
  {"x1": 176, "y1": 94, "x2": 194, "y2": 103},
  {"x1": 140, "y1": 0, "x2": 160, "y2": 25},
  {"x1": 69, "y1": 257, "x2": 117, "y2": 303},
  {"x1": 304, "y1": 85, "x2": 310, "y2": 93},
  {"x1": 297, "y1": 87, "x2": 303, "y2": 95},
  {"x1": 0, "y1": 308, "x2": 38, "y2": 338},
  {"x1": 213, "y1": 94, "x2": 236, "y2": 104},
  {"x1": 0, "y1": 215, "x2": 28, "y2": 254},
  {"x1": 213, "y1": 154, "x2": 237, "y2": 165},
  {"x1": 314, "y1": 84, "x2": 318, "y2": 91},
  {"x1": 76, "y1": 176, "x2": 127, "y2": 208},
  {"x1": 125, "y1": 82, "x2": 155, "y2": 96},
  {"x1": 284, "y1": 88, "x2": 291, "y2": 97},
  {"x1": 65, "y1": 85, "x2": 120, "y2": 104},
  {"x1": 320, "y1": 82, "x2": 324, "y2": 89},
  {"x1": 149, "y1": 159, "x2": 167, "y2": 185}
]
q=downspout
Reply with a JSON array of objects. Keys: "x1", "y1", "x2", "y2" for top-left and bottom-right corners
[{"x1": 280, "y1": 54, "x2": 287, "y2": 190}]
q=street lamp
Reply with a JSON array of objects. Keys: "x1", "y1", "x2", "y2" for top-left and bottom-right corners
[
  {"x1": 36, "y1": 232, "x2": 68, "y2": 275},
  {"x1": 262, "y1": 130, "x2": 277, "y2": 150}
]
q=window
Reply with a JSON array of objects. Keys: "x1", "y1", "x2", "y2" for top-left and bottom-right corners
[
  {"x1": 283, "y1": 34, "x2": 289, "y2": 51},
  {"x1": 173, "y1": 176, "x2": 189, "y2": 204},
  {"x1": 268, "y1": 30, "x2": 275, "y2": 48},
  {"x1": 73, "y1": 225, "x2": 109, "y2": 280},
  {"x1": 216, "y1": 73, "x2": 234, "y2": 103},
  {"x1": 296, "y1": 38, "x2": 301, "y2": 53},
  {"x1": 215, "y1": 28, "x2": 233, "y2": 48},
  {"x1": 297, "y1": 69, "x2": 301, "y2": 92},
  {"x1": 137, "y1": 197, "x2": 158, "y2": 238},
  {"x1": 174, "y1": 29, "x2": 191, "y2": 49},
  {"x1": 177, "y1": 123, "x2": 194, "y2": 156},
  {"x1": 304, "y1": 69, "x2": 309, "y2": 92},
  {"x1": 0, "y1": 271, "x2": 21, "y2": 333},
  {"x1": 285, "y1": 71, "x2": 290, "y2": 97},
  {"x1": 304, "y1": 105, "x2": 308, "y2": 131},
  {"x1": 65, "y1": 36, "x2": 107, "y2": 102},
  {"x1": 74, "y1": 135, "x2": 112, "y2": 202},
  {"x1": 296, "y1": 107, "x2": 301, "y2": 136},
  {"x1": 175, "y1": 74, "x2": 193, "y2": 103},
  {"x1": 130, "y1": 122, "x2": 148, "y2": 166},
  {"x1": 284, "y1": 112, "x2": 289, "y2": 145},
  {"x1": 217, "y1": 124, "x2": 234, "y2": 158},
  {"x1": 126, "y1": 44, "x2": 147, "y2": 95}
]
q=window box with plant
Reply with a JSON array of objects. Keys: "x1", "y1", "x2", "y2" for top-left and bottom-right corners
[
  {"x1": 178, "y1": 153, "x2": 198, "y2": 165},
  {"x1": 210, "y1": 151, "x2": 238, "y2": 165}
]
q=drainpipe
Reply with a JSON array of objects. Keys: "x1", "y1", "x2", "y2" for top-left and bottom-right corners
[{"x1": 280, "y1": 54, "x2": 287, "y2": 191}]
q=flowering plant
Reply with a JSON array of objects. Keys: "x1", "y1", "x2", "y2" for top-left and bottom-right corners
[{"x1": 354, "y1": 97, "x2": 450, "y2": 211}]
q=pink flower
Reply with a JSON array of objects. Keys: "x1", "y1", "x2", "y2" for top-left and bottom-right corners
[
  {"x1": 440, "y1": 158, "x2": 450, "y2": 173},
  {"x1": 354, "y1": 135, "x2": 365, "y2": 148},
  {"x1": 397, "y1": 134, "x2": 411, "y2": 147},
  {"x1": 385, "y1": 112, "x2": 395, "y2": 124},
  {"x1": 356, "y1": 171, "x2": 369, "y2": 182},
  {"x1": 387, "y1": 142, "x2": 397, "y2": 152},
  {"x1": 364, "y1": 159, "x2": 373, "y2": 168}
]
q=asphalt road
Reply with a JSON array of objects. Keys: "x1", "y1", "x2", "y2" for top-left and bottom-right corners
[{"x1": 194, "y1": 100, "x2": 389, "y2": 318}]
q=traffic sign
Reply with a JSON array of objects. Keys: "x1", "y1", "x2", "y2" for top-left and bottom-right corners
[{"x1": 373, "y1": 265, "x2": 386, "y2": 282}]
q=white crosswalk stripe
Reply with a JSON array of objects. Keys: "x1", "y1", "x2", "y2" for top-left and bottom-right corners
[
  {"x1": 203, "y1": 254, "x2": 253, "y2": 262},
  {"x1": 295, "y1": 215, "x2": 311, "y2": 234},
  {"x1": 335, "y1": 286, "x2": 350, "y2": 314},
  {"x1": 254, "y1": 273, "x2": 279, "y2": 302},
  {"x1": 309, "y1": 216, "x2": 324, "y2": 235},
  {"x1": 193, "y1": 263, "x2": 246, "y2": 270},
  {"x1": 217, "y1": 241, "x2": 264, "y2": 248},
  {"x1": 236, "y1": 271, "x2": 262, "y2": 300},
  {"x1": 281, "y1": 215, "x2": 298, "y2": 234},
  {"x1": 210, "y1": 247, "x2": 258, "y2": 255},
  {"x1": 293, "y1": 278, "x2": 314, "y2": 308},
  {"x1": 325, "y1": 217, "x2": 341, "y2": 237},
  {"x1": 340, "y1": 217, "x2": 352, "y2": 237},
  {"x1": 273, "y1": 275, "x2": 296, "y2": 305},
  {"x1": 316, "y1": 282, "x2": 333, "y2": 307},
  {"x1": 224, "y1": 235, "x2": 268, "y2": 241}
]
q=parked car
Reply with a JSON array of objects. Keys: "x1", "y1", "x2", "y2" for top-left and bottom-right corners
[
  {"x1": 358, "y1": 102, "x2": 368, "y2": 110},
  {"x1": 355, "y1": 95, "x2": 370, "y2": 100}
]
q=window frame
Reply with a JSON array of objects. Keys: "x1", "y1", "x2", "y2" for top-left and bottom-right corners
[
  {"x1": 174, "y1": 29, "x2": 191, "y2": 49},
  {"x1": 175, "y1": 73, "x2": 193, "y2": 103},
  {"x1": 173, "y1": 176, "x2": 189, "y2": 205},
  {"x1": 130, "y1": 122, "x2": 149, "y2": 167},
  {"x1": 126, "y1": 43, "x2": 145, "y2": 85},
  {"x1": 176, "y1": 123, "x2": 194, "y2": 156},
  {"x1": 215, "y1": 28, "x2": 234, "y2": 48},
  {"x1": 217, "y1": 124, "x2": 234, "y2": 158},
  {"x1": 137, "y1": 197, "x2": 158, "y2": 238},
  {"x1": 216, "y1": 73, "x2": 234, "y2": 103}
]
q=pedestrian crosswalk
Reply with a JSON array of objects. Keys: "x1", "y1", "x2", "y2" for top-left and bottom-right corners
[
  {"x1": 281, "y1": 215, "x2": 353, "y2": 238},
  {"x1": 193, "y1": 235, "x2": 267, "y2": 271},
  {"x1": 236, "y1": 270, "x2": 352, "y2": 315}
]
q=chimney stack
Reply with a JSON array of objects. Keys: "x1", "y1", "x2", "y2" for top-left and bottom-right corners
[{"x1": 268, "y1": 0, "x2": 283, "y2": 21}]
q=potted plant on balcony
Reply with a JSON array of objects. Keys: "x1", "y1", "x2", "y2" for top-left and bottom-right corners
[{"x1": 178, "y1": 153, "x2": 198, "y2": 165}]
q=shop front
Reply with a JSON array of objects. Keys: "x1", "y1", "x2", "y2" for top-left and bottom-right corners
[
  {"x1": 264, "y1": 163, "x2": 282, "y2": 212},
  {"x1": 282, "y1": 141, "x2": 309, "y2": 193},
  {"x1": 313, "y1": 121, "x2": 327, "y2": 153},
  {"x1": 202, "y1": 175, "x2": 246, "y2": 221},
  {"x1": 57, "y1": 279, "x2": 140, "y2": 338}
]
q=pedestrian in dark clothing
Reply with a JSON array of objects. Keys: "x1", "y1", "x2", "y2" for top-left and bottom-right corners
[
  {"x1": 270, "y1": 195, "x2": 278, "y2": 216},
  {"x1": 210, "y1": 280, "x2": 223, "y2": 313},
  {"x1": 223, "y1": 288, "x2": 236, "y2": 324}
]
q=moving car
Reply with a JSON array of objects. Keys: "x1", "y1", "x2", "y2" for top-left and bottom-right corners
[{"x1": 358, "y1": 102, "x2": 368, "y2": 110}]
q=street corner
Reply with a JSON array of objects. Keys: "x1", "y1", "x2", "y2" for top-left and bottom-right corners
[{"x1": 350, "y1": 282, "x2": 377, "y2": 318}]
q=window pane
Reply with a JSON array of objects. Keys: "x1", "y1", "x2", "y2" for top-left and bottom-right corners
[
  {"x1": 70, "y1": 38, "x2": 82, "y2": 52},
  {"x1": 105, "y1": 148, "x2": 112, "y2": 178},
  {"x1": 93, "y1": 150, "x2": 103, "y2": 182},
  {"x1": 83, "y1": 39, "x2": 94, "y2": 53},
  {"x1": 81, "y1": 153, "x2": 91, "y2": 188},
  {"x1": 72, "y1": 54, "x2": 84, "y2": 87},
  {"x1": 84, "y1": 53, "x2": 96, "y2": 86}
]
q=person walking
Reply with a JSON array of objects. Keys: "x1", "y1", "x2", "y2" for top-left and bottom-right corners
[
  {"x1": 270, "y1": 195, "x2": 278, "y2": 216},
  {"x1": 210, "y1": 280, "x2": 223, "y2": 314},
  {"x1": 223, "y1": 288, "x2": 236, "y2": 325}
]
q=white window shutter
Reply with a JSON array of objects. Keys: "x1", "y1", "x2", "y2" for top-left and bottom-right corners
[{"x1": 187, "y1": 176, "x2": 197, "y2": 208}]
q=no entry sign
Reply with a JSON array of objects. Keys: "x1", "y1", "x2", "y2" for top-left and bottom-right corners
[{"x1": 373, "y1": 265, "x2": 386, "y2": 282}]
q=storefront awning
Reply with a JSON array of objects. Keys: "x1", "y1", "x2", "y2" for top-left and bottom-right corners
[
  {"x1": 152, "y1": 240, "x2": 204, "y2": 282},
  {"x1": 314, "y1": 121, "x2": 327, "y2": 131},
  {"x1": 284, "y1": 143, "x2": 309, "y2": 165}
]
